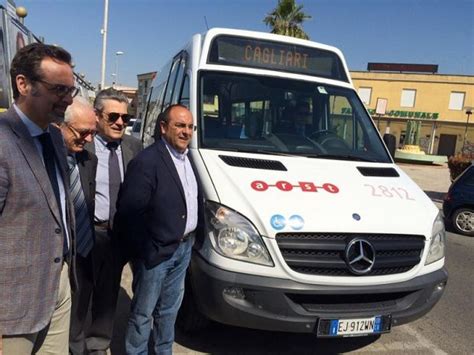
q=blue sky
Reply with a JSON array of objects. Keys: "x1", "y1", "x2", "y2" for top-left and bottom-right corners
[{"x1": 17, "y1": 0, "x2": 474, "y2": 88}]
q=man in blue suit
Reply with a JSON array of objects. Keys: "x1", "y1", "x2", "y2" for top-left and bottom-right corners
[{"x1": 115, "y1": 104, "x2": 202, "y2": 354}]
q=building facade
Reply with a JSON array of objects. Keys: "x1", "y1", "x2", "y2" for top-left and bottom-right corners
[
  {"x1": 351, "y1": 66, "x2": 473, "y2": 156},
  {"x1": 136, "y1": 71, "x2": 157, "y2": 119},
  {"x1": 107, "y1": 85, "x2": 138, "y2": 117}
]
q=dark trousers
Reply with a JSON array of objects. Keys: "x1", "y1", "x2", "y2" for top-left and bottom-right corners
[
  {"x1": 69, "y1": 253, "x2": 94, "y2": 355},
  {"x1": 69, "y1": 227, "x2": 124, "y2": 354}
]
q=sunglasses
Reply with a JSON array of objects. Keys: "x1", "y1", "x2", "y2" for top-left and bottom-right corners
[
  {"x1": 35, "y1": 79, "x2": 80, "y2": 98},
  {"x1": 102, "y1": 111, "x2": 133, "y2": 124},
  {"x1": 66, "y1": 123, "x2": 96, "y2": 139}
]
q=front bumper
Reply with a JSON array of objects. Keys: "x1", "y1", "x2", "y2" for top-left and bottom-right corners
[{"x1": 189, "y1": 255, "x2": 448, "y2": 333}]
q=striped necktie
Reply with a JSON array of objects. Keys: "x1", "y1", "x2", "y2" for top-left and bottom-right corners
[{"x1": 68, "y1": 155, "x2": 94, "y2": 257}]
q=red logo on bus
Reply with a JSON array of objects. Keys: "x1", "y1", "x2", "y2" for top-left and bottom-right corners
[{"x1": 251, "y1": 180, "x2": 339, "y2": 193}]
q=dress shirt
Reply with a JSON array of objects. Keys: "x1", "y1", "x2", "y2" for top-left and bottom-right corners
[
  {"x1": 13, "y1": 103, "x2": 70, "y2": 250},
  {"x1": 94, "y1": 134, "x2": 124, "y2": 222},
  {"x1": 162, "y1": 138, "x2": 198, "y2": 236}
]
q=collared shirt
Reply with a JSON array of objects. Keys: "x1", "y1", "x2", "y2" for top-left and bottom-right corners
[
  {"x1": 93, "y1": 134, "x2": 124, "y2": 222},
  {"x1": 162, "y1": 138, "x2": 198, "y2": 236},
  {"x1": 14, "y1": 103, "x2": 70, "y2": 250},
  {"x1": 67, "y1": 153, "x2": 77, "y2": 167}
]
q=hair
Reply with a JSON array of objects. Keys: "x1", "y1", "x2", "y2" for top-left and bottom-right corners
[
  {"x1": 64, "y1": 96, "x2": 93, "y2": 123},
  {"x1": 153, "y1": 112, "x2": 166, "y2": 139},
  {"x1": 93, "y1": 87, "x2": 129, "y2": 112},
  {"x1": 159, "y1": 104, "x2": 188, "y2": 124},
  {"x1": 154, "y1": 104, "x2": 189, "y2": 139},
  {"x1": 10, "y1": 42, "x2": 72, "y2": 99}
]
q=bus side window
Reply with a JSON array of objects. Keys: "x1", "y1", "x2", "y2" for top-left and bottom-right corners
[
  {"x1": 172, "y1": 54, "x2": 187, "y2": 105},
  {"x1": 141, "y1": 59, "x2": 173, "y2": 146},
  {"x1": 179, "y1": 75, "x2": 190, "y2": 108},
  {"x1": 163, "y1": 56, "x2": 182, "y2": 109},
  {"x1": 154, "y1": 60, "x2": 173, "y2": 113}
]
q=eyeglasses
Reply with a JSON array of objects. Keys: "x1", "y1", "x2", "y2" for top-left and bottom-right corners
[
  {"x1": 102, "y1": 111, "x2": 133, "y2": 124},
  {"x1": 35, "y1": 79, "x2": 80, "y2": 98},
  {"x1": 65, "y1": 123, "x2": 96, "y2": 139}
]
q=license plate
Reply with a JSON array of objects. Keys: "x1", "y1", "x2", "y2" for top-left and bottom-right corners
[{"x1": 317, "y1": 315, "x2": 391, "y2": 337}]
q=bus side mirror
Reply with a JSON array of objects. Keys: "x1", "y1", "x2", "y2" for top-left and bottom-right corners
[{"x1": 383, "y1": 133, "x2": 396, "y2": 158}]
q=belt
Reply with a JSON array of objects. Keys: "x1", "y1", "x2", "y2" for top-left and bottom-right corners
[
  {"x1": 180, "y1": 231, "x2": 195, "y2": 243},
  {"x1": 94, "y1": 221, "x2": 109, "y2": 230}
]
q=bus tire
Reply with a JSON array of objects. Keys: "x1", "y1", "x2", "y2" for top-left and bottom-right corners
[{"x1": 177, "y1": 278, "x2": 210, "y2": 333}]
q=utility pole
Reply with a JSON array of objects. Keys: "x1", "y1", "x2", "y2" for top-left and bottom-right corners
[
  {"x1": 100, "y1": 0, "x2": 109, "y2": 89},
  {"x1": 115, "y1": 51, "x2": 124, "y2": 86}
]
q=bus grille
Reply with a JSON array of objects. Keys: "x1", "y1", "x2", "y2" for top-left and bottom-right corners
[{"x1": 275, "y1": 233, "x2": 425, "y2": 276}]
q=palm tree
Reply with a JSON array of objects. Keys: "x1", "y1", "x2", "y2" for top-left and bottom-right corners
[{"x1": 263, "y1": 0, "x2": 312, "y2": 40}]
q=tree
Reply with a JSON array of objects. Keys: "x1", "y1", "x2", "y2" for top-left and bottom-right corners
[{"x1": 263, "y1": 0, "x2": 311, "y2": 40}]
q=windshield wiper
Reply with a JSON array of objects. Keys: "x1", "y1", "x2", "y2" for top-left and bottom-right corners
[
  {"x1": 207, "y1": 147, "x2": 298, "y2": 156},
  {"x1": 256, "y1": 149, "x2": 301, "y2": 157},
  {"x1": 205, "y1": 146, "x2": 247, "y2": 153},
  {"x1": 306, "y1": 153, "x2": 378, "y2": 162}
]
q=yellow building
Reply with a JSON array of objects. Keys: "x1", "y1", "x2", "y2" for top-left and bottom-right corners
[{"x1": 351, "y1": 64, "x2": 473, "y2": 156}]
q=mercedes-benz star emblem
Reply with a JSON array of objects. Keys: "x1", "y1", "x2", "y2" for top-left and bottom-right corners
[{"x1": 345, "y1": 238, "x2": 375, "y2": 275}]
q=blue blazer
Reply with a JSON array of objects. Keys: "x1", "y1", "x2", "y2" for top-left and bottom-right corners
[{"x1": 114, "y1": 139, "x2": 203, "y2": 269}]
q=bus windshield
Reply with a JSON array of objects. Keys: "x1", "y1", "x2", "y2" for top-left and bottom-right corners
[{"x1": 199, "y1": 72, "x2": 391, "y2": 163}]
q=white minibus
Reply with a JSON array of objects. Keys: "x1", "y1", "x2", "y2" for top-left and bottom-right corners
[{"x1": 140, "y1": 28, "x2": 447, "y2": 338}]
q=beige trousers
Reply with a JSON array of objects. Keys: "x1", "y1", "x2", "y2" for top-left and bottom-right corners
[{"x1": 2, "y1": 263, "x2": 71, "y2": 355}]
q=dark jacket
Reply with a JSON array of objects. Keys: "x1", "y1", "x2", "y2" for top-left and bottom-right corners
[
  {"x1": 84, "y1": 134, "x2": 143, "y2": 175},
  {"x1": 114, "y1": 139, "x2": 204, "y2": 269},
  {"x1": 76, "y1": 149, "x2": 98, "y2": 226}
]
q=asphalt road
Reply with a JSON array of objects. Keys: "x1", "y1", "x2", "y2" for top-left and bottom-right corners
[{"x1": 111, "y1": 231, "x2": 473, "y2": 355}]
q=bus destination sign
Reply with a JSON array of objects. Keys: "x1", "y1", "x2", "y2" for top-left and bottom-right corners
[{"x1": 208, "y1": 35, "x2": 348, "y2": 82}]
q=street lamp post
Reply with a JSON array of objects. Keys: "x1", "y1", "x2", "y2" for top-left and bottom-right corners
[
  {"x1": 462, "y1": 106, "x2": 473, "y2": 154},
  {"x1": 100, "y1": 0, "x2": 109, "y2": 89},
  {"x1": 115, "y1": 51, "x2": 124, "y2": 86},
  {"x1": 16, "y1": 6, "x2": 27, "y2": 24}
]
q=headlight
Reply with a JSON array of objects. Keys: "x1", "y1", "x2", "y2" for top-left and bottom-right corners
[
  {"x1": 205, "y1": 201, "x2": 273, "y2": 266},
  {"x1": 425, "y1": 212, "x2": 446, "y2": 265}
]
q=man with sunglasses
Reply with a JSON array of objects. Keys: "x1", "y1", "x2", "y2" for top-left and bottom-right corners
[
  {"x1": 58, "y1": 97, "x2": 99, "y2": 355},
  {"x1": 81, "y1": 88, "x2": 141, "y2": 355},
  {"x1": 0, "y1": 43, "x2": 77, "y2": 353}
]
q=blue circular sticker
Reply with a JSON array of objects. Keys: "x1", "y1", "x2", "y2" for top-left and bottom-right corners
[
  {"x1": 270, "y1": 214, "x2": 286, "y2": 230},
  {"x1": 289, "y1": 215, "x2": 305, "y2": 230}
]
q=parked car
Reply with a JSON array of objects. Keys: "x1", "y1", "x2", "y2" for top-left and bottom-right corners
[
  {"x1": 443, "y1": 164, "x2": 474, "y2": 236},
  {"x1": 131, "y1": 119, "x2": 142, "y2": 139},
  {"x1": 125, "y1": 118, "x2": 137, "y2": 135}
]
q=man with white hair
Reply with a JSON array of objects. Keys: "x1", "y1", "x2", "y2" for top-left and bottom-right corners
[{"x1": 59, "y1": 97, "x2": 99, "y2": 355}]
